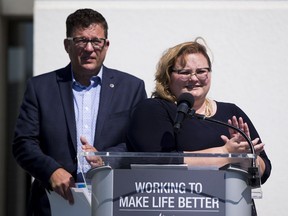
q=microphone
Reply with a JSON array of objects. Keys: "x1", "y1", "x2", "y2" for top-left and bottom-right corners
[{"x1": 174, "y1": 93, "x2": 195, "y2": 133}]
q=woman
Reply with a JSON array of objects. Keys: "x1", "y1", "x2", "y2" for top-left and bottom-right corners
[{"x1": 126, "y1": 39, "x2": 271, "y2": 215}]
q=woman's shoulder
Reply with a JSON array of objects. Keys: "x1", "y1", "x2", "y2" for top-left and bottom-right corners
[
  {"x1": 215, "y1": 101, "x2": 238, "y2": 109},
  {"x1": 214, "y1": 100, "x2": 246, "y2": 117},
  {"x1": 134, "y1": 98, "x2": 176, "y2": 114},
  {"x1": 137, "y1": 98, "x2": 176, "y2": 108}
]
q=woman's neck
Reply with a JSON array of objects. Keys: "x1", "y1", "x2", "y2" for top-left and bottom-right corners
[{"x1": 194, "y1": 98, "x2": 215, "y2": 117}]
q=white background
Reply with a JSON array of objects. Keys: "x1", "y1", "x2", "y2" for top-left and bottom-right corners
[{"x1": 34, "y1": 1, "x2": 288, "y2": 215}]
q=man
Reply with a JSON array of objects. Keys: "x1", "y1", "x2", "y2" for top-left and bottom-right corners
[{"x1": 12, "y1": 8, "x2": 147, "y2": 216}]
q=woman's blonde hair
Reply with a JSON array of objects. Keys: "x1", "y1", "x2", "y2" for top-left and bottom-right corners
[{"x1": 152, "y1": 38, "x2": 212, "y2": 102}]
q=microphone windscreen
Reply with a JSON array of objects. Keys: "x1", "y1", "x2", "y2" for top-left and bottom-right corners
[{"x1": 177, "y1": 93, "x2": 195, "y2": 108}]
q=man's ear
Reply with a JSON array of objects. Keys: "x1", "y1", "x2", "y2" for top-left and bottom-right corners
[
  {"x1": 105, "y1": 39, "x2": 110, "y2": 47},
  {"x1": 64, "y1": 38, "x2": 70, "y2": 53}
]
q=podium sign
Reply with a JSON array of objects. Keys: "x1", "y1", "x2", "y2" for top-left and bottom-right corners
[
  {"x1": 113, "y1": 169, "x2": 225, "y2": 216},
  {"x1": 82, "y1": 152, "x2": 258, "y2": 216}
]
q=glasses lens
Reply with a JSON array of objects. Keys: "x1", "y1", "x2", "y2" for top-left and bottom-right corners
[
  {"x1": 72, "y1": 37, "x2": 105, "y2": 48},
  {"x1": 175, "y1": 68, "x2": 209, "y2": 81},
  {"x1": 91, "y1": 38, "x2": 105, "y2": 48},
  {"x1": 195, "y1": 69, "x2": 209, "y2": 80},
  {"x1": 73, "y1": 38, "x2": 86, "y2": 47}
]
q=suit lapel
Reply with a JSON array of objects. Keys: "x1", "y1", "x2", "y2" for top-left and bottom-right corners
[
  {"x1": 56, "y1": 65, "x2": 116, "y2": 150},
  {"x1": 57, "y1": 64, "x2": 77, "y2": 151},
  {"x1": 94, "y1": 66, "x2": 115, "y2": 149}
]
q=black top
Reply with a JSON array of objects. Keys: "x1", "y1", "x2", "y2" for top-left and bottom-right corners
[{"x1": 127, "y1": 98, "x2": 271, "y2": 184}]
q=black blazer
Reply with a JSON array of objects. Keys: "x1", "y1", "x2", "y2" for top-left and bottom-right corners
[{"x1": 12, "y1": 64, "x2": 147, "y2": 215}]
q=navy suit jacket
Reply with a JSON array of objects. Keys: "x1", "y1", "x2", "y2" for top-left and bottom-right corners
[{"x1": 12, "y1": 64, "x2": 147, "y2": 215}]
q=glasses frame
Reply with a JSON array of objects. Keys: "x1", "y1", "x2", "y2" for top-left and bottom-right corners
[
  {"x1": 66, "y1": 36, "x2": 107, "y2": 49},
  {"x1": 172, "y1": 67, "x2": 211, "y2": 80}
]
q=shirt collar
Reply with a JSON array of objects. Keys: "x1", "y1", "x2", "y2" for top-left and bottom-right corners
[{"x1": 71, "y1": 66, "x2": 103, "y2": 90}]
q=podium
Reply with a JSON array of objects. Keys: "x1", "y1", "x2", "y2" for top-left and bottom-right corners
[
  {"x1": 87, "y1": 152, "x2": 261, "y2": 216},
  {"x1": 48, "y1": 152, "x2": 261, "y2": 216}
]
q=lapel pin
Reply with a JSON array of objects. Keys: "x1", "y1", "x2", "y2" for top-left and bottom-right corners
[{"x1": 109, "y1": 84, "x2": 114, "y2": 88}]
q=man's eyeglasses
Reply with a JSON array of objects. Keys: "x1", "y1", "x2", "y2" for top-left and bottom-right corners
[
  {"x1": 67, "y1": 37, "x2": 106, "y2": 49},
  {"x1": 172, "y1": 67, "x2": 211, "y2": 81}
]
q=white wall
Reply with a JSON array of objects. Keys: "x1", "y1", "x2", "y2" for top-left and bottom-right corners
[{"x1": 34, "y1": 1, "x2": 288, "y2": 215}]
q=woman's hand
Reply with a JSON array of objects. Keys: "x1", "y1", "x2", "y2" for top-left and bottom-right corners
[
  {"x1": 228, "y1": 116, "x2": 250, "y2": 141},
  {"x1": 226, "y1": 116, "x2": 264, "y2": 155},
  {"x1": 221, "y1": 134, "x2": 263, "y2": 154}
]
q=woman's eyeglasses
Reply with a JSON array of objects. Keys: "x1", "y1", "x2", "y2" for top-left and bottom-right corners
[{"x1": 172, "y1": 67, "x2": 211, "y2": 81}]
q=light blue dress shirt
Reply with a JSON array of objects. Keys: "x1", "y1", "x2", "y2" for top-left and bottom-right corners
[{"x1": 72, "y1": 69, "x2": 102, "y2": 175}]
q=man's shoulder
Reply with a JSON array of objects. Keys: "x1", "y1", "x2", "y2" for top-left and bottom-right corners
[
  {"x1": 30, "y1": 65, "x2": 70, "y2": 82},
  {"x1": 103, "y1": 66, "x2": 143, "y2": 82}
]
